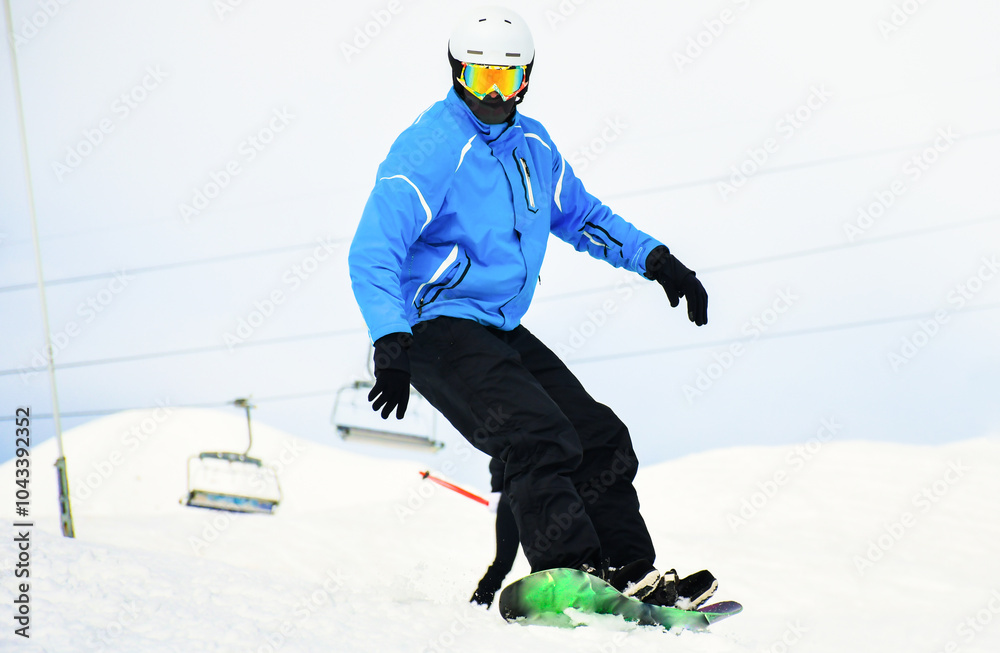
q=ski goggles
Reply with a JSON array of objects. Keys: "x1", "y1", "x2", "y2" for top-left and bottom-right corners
[{"x1": 457, "y1": 62, "x2": 528, "y2": 101}]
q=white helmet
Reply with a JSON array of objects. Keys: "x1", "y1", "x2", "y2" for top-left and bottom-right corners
[{"x1": 448, "y1": 6, "x2": 534, "y2": 67}]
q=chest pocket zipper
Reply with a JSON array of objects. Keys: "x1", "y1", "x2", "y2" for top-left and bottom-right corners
[{"x1": 518, "y1": 157, "x2": 537, "y2": 212}]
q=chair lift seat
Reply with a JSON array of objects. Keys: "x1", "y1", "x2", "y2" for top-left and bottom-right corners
[
  {"x1": 186, "y1": 452, "x2": 282, "y2": 514},
  {"x1": 333, "y1": 380, "x2": 444, "y2": 451}
]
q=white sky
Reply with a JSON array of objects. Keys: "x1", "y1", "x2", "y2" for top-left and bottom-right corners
[{"x1": 2, "y1": 0, "x2": 999, "y2": 485}]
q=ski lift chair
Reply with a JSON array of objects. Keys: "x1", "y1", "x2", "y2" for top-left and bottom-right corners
[
  {"x1": 186, "y1": 398, "x2": 282, "y2": 514},
  {"x1": 332, "y1": 380, "x2": 445, "y2": 452}
]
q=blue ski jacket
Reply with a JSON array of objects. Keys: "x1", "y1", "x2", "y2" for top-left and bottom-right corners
[{"x1": 349, "y1": 89, "x2": 664, "y2": 343}]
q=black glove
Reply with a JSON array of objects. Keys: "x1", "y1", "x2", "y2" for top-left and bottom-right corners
[
  {"x1": 644, "y1": 245, "x2": 708, "y2": 326},
  {"x1": 368, "y1": 332, "x2": 413, "y2": 419}
]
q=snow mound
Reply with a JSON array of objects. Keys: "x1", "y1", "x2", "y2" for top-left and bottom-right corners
[
  {"x1": 1, "y1": 407, "x2": 426, "y2": 521},
  {"x1": 2, "y1": 412, "x2": 999, "y2": 652}
]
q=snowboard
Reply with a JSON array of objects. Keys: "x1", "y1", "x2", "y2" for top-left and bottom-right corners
[{"x1": 498, "y1": 567, "x2": 742, "y2": 631}]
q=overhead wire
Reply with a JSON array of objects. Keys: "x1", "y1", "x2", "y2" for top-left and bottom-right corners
[
  {"x1": 0, "y1": 236, "x2": 350, "y2": 294},
  {"x1": 601, "y1": 126, "x2": 1000, "y2": 203},
  {"x1": 6, "y1": 301, "x2": 997, "y2": 422},
  {"x1": 0, "y1": 326, "x2": 366, "y2": 377},
  {"x1": 571, "y1": 301, "x2": 1000, "y2": 365},
  {"x1": 535, "y1": 212, "x2": 1000, "y2": 304},
  {"x1": 3, "y1": 210, "x2": 995, "y2": 379},
  {"x1": 3, "y1": 126, "x2": 998, "y2": 295},
  {"x1": 0, "y1": 388, "x2": 338, "y2": 422}
]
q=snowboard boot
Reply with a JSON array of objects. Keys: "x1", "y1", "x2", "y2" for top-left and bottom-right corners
[
  {"x1": 674, "y1": 569, "x2": 718, "y2": 610},
  {"x1": 606, "y1": 559, "x2": 659, "y2": 591},
  {"x1": 608, "y1": 560, "x2": 717, "y2": 610}
]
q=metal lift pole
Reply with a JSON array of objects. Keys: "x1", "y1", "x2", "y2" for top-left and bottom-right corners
[
  {"x1": 234, "y1": 398, "x2": 254, "y2": 457},
  {"x1": 4, "y1": 0, "x2": 75, "y2": 538}
]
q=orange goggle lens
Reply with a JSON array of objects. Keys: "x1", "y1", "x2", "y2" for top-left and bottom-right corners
[{"x1": 458, "y1": 63, "x2": 527, "y2": 101}]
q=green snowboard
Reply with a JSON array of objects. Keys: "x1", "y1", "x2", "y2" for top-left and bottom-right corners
[{"x1": 498, "y1": 567, "x2": 742, "y2": 631}]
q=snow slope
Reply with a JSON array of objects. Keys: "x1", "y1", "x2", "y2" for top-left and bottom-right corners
[{"x1": 2, "y1": 409, "x2": 999, "y2": 652}]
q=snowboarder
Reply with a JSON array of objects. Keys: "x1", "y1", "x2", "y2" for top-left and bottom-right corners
[{"x1": 349, "y1": 6, "x2": 716, "y2": 608}]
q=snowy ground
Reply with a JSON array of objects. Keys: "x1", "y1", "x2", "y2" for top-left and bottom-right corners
[{"x1": 1, "y1": 409, "x2": 998, "y2": 652}]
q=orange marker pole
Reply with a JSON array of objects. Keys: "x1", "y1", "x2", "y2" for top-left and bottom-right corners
[{"x1": 419, "y1": 470, "x2": 489, "y2": 506}]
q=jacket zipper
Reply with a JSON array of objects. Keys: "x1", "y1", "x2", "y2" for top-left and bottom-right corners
[
  {"x1": 519, "y1": 157, "x2": 536, "y2": 210},
  {"x1": 499, "y1": 154, "x2": 535, "y2": 326}
]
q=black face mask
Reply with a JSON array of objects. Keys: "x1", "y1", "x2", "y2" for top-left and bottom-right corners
[
  {"x1": 454, "y1": 85, "x2": 519, "y2": 124},
  {"x1": 448, "y1": 48, "x2": 533, "y2": 125}
]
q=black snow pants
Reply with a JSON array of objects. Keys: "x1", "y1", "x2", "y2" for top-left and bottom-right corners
[{"x1": 408, "y1": 316, "x2": 656, "y2": 572}]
